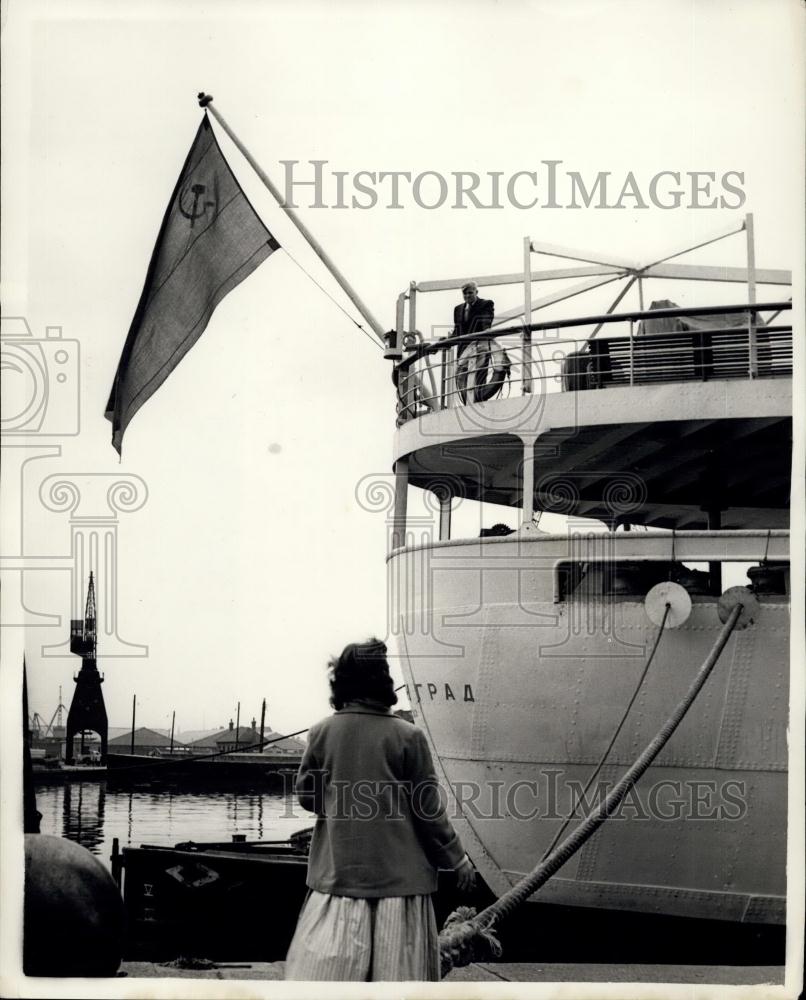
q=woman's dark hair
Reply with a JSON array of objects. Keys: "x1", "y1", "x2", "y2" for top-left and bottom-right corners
[{"x1": 328, "y1": 638, "x2": 398, "y2": 711}]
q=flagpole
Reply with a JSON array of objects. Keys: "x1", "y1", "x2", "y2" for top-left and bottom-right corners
[{"x1": 198, "y1": 93, "x2": 387, "y2": 345}]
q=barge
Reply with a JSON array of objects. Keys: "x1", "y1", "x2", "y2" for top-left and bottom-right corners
[{"x1": 106, "y1": 751, "x2": 301, "y2": 791}]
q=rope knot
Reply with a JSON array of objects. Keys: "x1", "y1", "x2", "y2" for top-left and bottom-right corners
[{"x1": 438, "y1": 906, "x2": 502, "y2": 978}]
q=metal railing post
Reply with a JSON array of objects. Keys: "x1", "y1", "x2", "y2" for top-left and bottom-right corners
[
  {"x1": 523, "y1": 237, "x2": 533, "y2": 394},
  {"x1": 408, "y1": 282, "x2": 417, "y2": 341},
  {"x1": 395, "y1": 293, "x2": 405, "y2": 342},
  {"x1": 629, "y1": 320, "x2": 635, "y2": 385},
  {"x1": 746, "y1": 213, "x2": 757, "y2": 378},
  {"x1": 445, "y1": 346, "x2": 457, "y2": 409}
]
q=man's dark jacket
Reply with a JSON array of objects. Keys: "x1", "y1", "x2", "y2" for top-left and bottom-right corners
[{"x1": 452, "y1": 298, "x2": 495, "y2": 356}]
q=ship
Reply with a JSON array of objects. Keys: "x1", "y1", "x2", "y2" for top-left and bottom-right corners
[{"x1": 386, "y1": 216, "x2": 791, "y2": 929}]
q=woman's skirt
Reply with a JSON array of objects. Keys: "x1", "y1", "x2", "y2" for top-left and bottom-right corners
[{"x1": 284, "y1": 889, "x2": 440, "y2": 981}]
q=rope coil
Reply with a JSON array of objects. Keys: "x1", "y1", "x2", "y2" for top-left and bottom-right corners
[{"x1": 439, "y1": 907, "x2": 502, "y2": 977}]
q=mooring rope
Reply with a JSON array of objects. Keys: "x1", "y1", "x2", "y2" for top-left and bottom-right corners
[{"x1": 438, "y1": 600, "x2": 744, "y2": 977}]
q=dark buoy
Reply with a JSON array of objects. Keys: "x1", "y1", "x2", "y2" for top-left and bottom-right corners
[{"x1": 24, "y1": 834, "x2": 124, "y2": 977}]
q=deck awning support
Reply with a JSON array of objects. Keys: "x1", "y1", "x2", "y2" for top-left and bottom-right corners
[
  {"x1": 520, "y1": 435, "x2": 537, "y2": 526},
  {"x1": 438, "y1": 494, "x2": 452, "y2": 542},
  {"x1": 746, "y1": 212, "x2": 758, "y2": 378},
  {"x1": 392, "y1": 458, "x2": 409, "y2": 552},
  {"x1": 523, "y1": 237, "x2": 533, "y2": 393}
]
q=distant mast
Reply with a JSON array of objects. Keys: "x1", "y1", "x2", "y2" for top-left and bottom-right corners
[{"x1": 56, "y1": 687, "x2": 64, "y2": 731}]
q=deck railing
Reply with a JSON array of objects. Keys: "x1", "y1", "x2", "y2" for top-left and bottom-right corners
[{"x1": 394, "y1": 301, "x2": 792, "y2": 423}]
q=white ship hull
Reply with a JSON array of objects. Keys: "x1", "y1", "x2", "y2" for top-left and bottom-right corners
[{"x1": 392, "y1": 531, "x2": 788, "y2": 924}]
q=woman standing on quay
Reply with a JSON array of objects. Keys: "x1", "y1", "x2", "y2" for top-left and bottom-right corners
[{"x1": 284, "y1": 638, "x2": 474, "y2": 981}]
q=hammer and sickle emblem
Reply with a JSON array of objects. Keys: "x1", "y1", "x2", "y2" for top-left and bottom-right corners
[{"x1": 178, "y1": 182, "x2": 215, "y2": 228}]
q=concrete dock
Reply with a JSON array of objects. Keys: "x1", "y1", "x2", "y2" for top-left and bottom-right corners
[
  {"x1": 121, "y1": 960, "x2": 785, "y2": 985},
  {"x1": 31, "y1": 765, "x2": 107, "y2": 784}
]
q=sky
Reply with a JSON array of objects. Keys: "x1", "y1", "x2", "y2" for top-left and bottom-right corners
[{"x1": 2, "y1": 0, "x2": 803, "y2": 746}]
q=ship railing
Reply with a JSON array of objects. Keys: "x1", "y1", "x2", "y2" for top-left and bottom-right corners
[{"x1": 394, "y1": 301, "x2": 792, "y2": 422}]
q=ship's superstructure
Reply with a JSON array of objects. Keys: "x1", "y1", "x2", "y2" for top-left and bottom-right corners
[{"x1": 387, "y1": 218, "x2": 791, "y2": 924}]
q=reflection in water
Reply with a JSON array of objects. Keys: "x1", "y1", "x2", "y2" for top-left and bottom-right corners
[
  {"x1": 61, "y1": 781, "x2": 106, "y2": 855},
  {"x1": 37, "y1": 782, "x2": 308, "y2": 868}
]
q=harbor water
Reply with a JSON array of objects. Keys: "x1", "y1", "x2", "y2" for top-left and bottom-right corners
[{"x1": 35, "y1": 781, "x2": 311, "y2": 868}]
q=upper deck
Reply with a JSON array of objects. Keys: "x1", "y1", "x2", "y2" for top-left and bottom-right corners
[{"x1": 388, "y1": 223, "x2": 792, "y2": 531}]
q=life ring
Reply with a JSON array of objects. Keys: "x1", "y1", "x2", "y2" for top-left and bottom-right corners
[{"x1": 456, "y1": 338, "x2": 511, "y2": 403}]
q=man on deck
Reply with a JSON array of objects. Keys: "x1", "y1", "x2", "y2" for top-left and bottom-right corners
[
  {"x1": 449, "y1": 282, "x2": 509, "y2": 403},
  {"x1": 452, "y1": 281, "x2": 495, "y2": 356}
]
